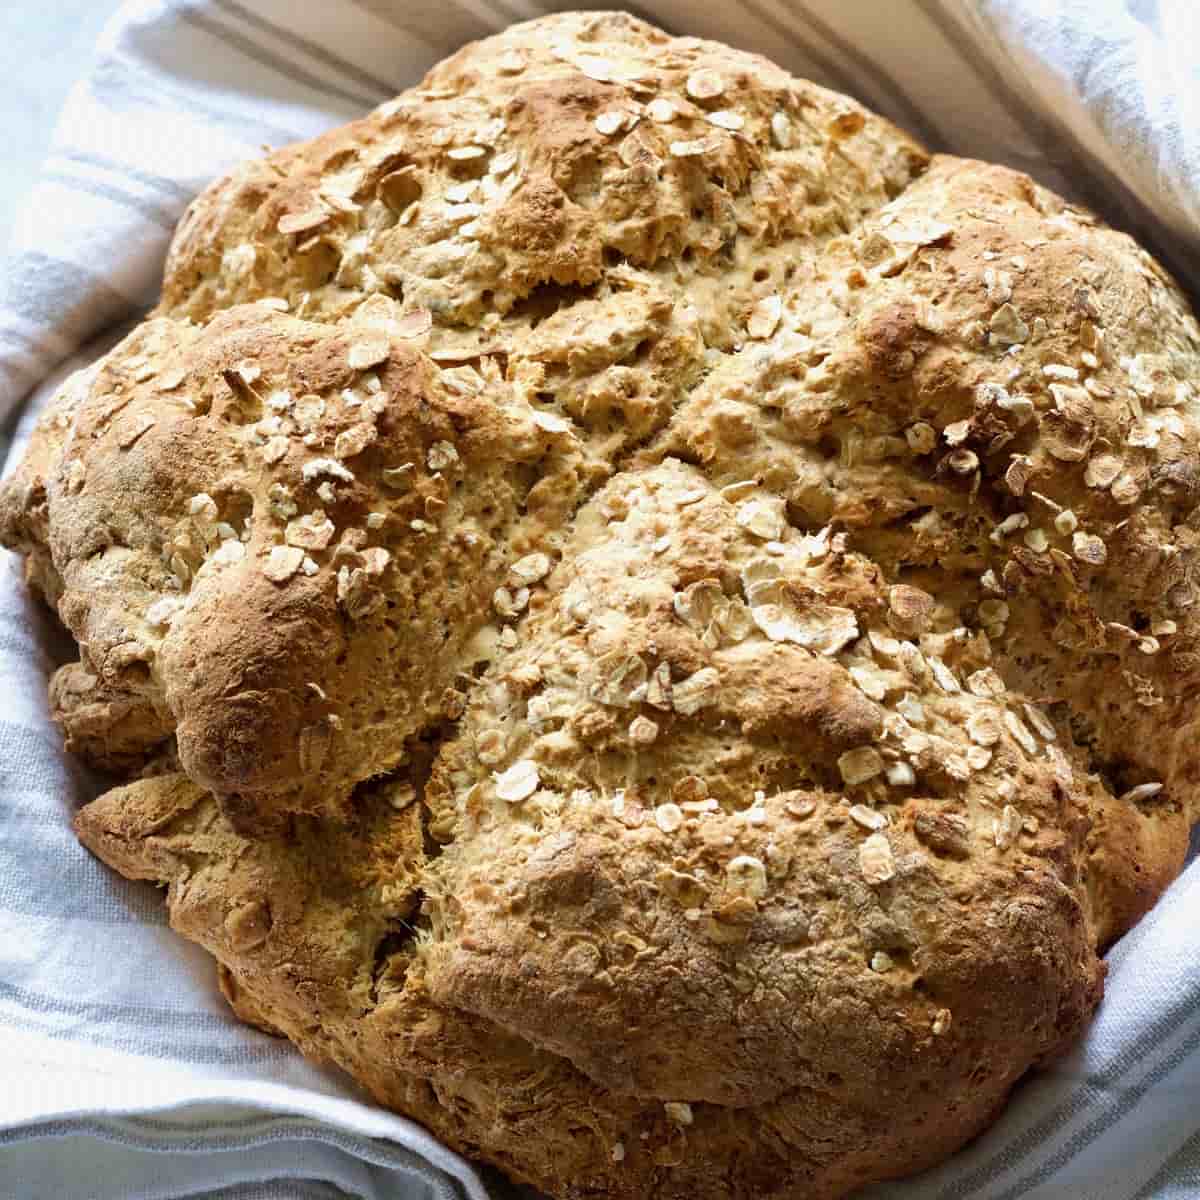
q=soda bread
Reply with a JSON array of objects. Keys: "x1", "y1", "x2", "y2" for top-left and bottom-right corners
[{"x1": 4, "y1": 11, "x2": 1199, "y2": 1197}]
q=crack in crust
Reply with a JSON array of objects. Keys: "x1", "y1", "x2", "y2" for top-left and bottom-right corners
[{"x1": 3, "y1": 11, "x2": 1200, "y2": 1200}]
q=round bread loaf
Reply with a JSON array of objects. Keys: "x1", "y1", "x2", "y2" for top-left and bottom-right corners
[{"x1": 4, "y1": 11, "x2": 1200, "y2": 1198}]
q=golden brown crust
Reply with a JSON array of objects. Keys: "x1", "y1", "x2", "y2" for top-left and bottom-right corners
[{"x1": 6, "y1": 9, "x2": 1200, "y2": 1199}]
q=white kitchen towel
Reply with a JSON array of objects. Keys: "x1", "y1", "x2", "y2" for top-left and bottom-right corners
[{"x1": 2, "y1": 2, "x2": 1200, "y2": 1198}]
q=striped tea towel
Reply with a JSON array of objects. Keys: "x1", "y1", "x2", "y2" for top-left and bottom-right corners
[{"x1": 2, "y1": 3, "x2": 1200, "y2": 1198}]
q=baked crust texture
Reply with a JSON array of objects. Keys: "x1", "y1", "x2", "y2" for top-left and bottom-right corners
[{"x1": 4, "y1": 11, "x2": 1199, "y2": 1198}]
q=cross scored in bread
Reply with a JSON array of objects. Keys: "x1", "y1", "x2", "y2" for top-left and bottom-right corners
[{"x1": 4, "y1": 12, "x2": 1200, "y2": 1199}]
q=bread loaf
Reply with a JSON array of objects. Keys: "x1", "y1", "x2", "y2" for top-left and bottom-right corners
[{"x1": 4, "y1": 11, "x2": 1199, "y2": 1197}]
